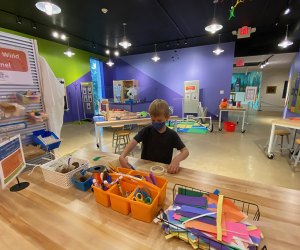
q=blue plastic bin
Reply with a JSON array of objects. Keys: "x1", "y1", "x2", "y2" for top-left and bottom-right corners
[
  {"x1": 32, "y1": 129, "x2": 61, "y2": 150},
  {"x1": 71, "y1": 170, "x2": 93, "y2": 191},
  {"x1": 93, "y1": 115, "x2": 105, "y2": 122}
]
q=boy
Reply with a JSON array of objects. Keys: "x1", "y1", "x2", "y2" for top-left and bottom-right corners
[{"x1": 119, "y1": 99, "x2": 189, "y2": 174}]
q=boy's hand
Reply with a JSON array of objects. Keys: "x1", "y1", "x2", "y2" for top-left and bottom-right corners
[
  {"x1": 119, "y1": 156, "x2": 130, "y2": 169},
  {"x1": 167, "y1": 160, "x2": 180, "y2": 174}
]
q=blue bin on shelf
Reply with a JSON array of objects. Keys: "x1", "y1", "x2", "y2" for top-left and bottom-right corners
[
  {"x1": 93, "y1": 115, "x2": 105, "y2": 122},
  {"x1": 32, "y1": 129, "x2": 61, "y2": 150},
  {"x1": 71, "y1": 170, "x2": 93, "y2": 191}
]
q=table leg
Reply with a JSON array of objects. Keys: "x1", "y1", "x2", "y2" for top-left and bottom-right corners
[
  {"x1": 173, "y1": 120, "x2": 178, "y2": 132},
  {"x1": 218, "y1": 110, "x2": 222, "y2": 131},
  {"x1": 241, "y1": 111, "x2": 246, "y2": 133},
  {"x1": 267, "y1": 124, "x2": 275, "y2": 159},
  {"x1": 95, "y1": 124, "x2": 102, "y2": 150},
  {"x1": 290, "y1": 129, "x2": 297, "y2": 152}
]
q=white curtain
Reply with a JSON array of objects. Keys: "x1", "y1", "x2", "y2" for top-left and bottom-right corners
[{"x1": 38, "y1": 56, "x2": 64, "y2": 137}]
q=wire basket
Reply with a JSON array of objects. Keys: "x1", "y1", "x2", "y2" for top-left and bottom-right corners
[
  {"x1": 156, "y1": 184, "x2": 265, "y2": 250},
  {"x1": 41, "y1": 156, "x2": 89, "y2": 189}
]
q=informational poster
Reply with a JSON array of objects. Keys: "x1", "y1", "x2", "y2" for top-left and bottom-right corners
[
  {"x1": 183, "y1": 80, "x2": 200, "y2": 114},
  {"x1": 0, "y1": 135, "x2": 26, "y2": 189},
  {"x1": 245, "y1": 86, "x2": 257, "y2": 102},
  {"x1": 0, "y1": 44, "x2": 33, "y2": 85}
]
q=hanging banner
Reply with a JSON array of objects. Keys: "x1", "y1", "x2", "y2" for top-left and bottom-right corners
[
  {"x1": 0, "y1": 44, "x2": 33, "y2": 85},
  {"x1": 245, "y1": 86, "x2": 257, "y2": 102},
  {"x1": 0, "y1": 135, "x2": 26, "y2": 189}
]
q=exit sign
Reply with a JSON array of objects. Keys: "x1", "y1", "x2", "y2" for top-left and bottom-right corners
[{"x1": 237, "y1": 26, "x2": 255, "y2": 39}]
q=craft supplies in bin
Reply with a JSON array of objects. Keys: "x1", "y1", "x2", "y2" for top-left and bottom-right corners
[
  {"x1": 72, "y1": 170, "x2": 93, "y2": 191},
  {"x1": 40, "y1": 156, "x2": 89, "y2": 189},
  {"x1": 16, "y1": 91, "x2": 40, "y2": 104},
  {"x1": 0, "y1": 102, "x2": 25, "y2": 118},
  {"x1": 28, "y1": 111, "x2": 48, "y2": 123},
  {"x1": 157, "y1": 184, "x2": 264, "y2": 250},
  {"x1": 130, "y1": 185, "x2": 159, "y2": 223},
  {"x1": 33, "y1": 129, "x2": 61, "y2": 150},
  {"x1": 224, "y1": 121, "x2": 236, "y2": 132}
]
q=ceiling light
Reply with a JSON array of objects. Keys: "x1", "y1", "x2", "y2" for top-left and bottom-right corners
[
  {"x1": 61, "y1": 34, "x2": 67, "y2": 40},
  {"x1": 205, "y1": 2, "x2": 223, "y2": 34},
  {"x1": 151, "y1": 44, "x2": 160, "y2": 62},
  {"x1": 92, "y1": 43, "x2": 96, "y2": 49},
  {"x1": 52, "y1": 31, "x2": 59, "y2": 38},
  {"x1": 119, "y1": 23, "x2": 132, "y2": 49},
  {"x1": 106, "y1": 59, "x2": 114, "y2": 67},
  {"x1": 105, "y1": 49, "x2": 110, "y2": 55},
  {"x1": 184, "y1": 40, "x2": 188, "y2": 45},
  {"x1": 101, "y1": 8, "x2": 108, "y2": 14},
  {"x1": 213, "y1": 34, "x2": 224, "y2": 55},
  {"x1": 114, "y1": 50, "x2": 119, "y2": 57},
  {"x1": 278, "y1": 24, "x2": 293, "y2": 48},
  {"x1": 32, "y1": 22, "x2": 37, "y2": 29},
  {"x1": 35, "y1": 1, "x2": 61, "y2": 16},
  {"x1": 64, "y1": 48, "x2": 75, "y2": 57},
  {"x1": 284, "y1": 7, "x2": 291, "y2": 15}
]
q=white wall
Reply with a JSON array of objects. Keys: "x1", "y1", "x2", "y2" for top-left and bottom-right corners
[{"x1": 259, "y1": 67, "x2": 289, "y2": 111}]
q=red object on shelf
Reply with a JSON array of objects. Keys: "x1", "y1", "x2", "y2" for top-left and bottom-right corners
[{"x1": 224, "y1": 122, "x2": 236, "y2": 132}]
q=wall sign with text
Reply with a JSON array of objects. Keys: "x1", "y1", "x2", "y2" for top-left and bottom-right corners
[{"x1": 0, "y1": 44, "x2": 33, "y2": 85}]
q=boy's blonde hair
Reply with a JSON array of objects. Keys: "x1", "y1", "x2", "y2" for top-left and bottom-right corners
[{"x1": 148, "y1": 99, "x2": 170, "y2": 118}]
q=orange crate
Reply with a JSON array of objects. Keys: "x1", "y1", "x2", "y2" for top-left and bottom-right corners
[
  {"x1": 109, "y1": 180, "x2": 136, "y2": 215},
  {"x1": 130, "y1": 185, "x2": 159, "y2": 223},
  {"x1": 93, "y1": 185, "x2": 113, "y2": 207},
  {"x1": 129, "y1": 170, "x2": 167, "y2": 206}
]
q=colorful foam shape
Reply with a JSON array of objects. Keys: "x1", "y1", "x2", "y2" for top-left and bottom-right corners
[{"x1": 174, "y1": 194, "x2": 207, "y2": 207}]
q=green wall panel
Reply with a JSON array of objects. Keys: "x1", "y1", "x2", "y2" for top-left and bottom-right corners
[{"x1": 0, "y1": 27, "x2": 106, "y2": 86}]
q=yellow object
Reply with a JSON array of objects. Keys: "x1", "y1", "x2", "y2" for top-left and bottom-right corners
[{"x1": 216, "y1": 194, "x2": 224, "y2": 241}]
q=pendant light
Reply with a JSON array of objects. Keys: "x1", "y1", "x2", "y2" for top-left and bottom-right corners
[
  {"x1": 205, "y1": 1, "x2": 223, "y2": 34},
  {"x1": 151, "y1": 44, "x2": 160, "y2": 62},
  {"x1": 119, "y1": 23, "x2": 132, "y2": 49},
  {"x1": 106, "y1": 50, "x2": 114, "y2": 67},
  {"x1": 278, "y1": 24, "x2": 293, "y2": 48},
  {"x1": 64, "y1": 39, "x2": 75, "y2": 57},
  {"x1": 213, "y1": 34, "x2": 224, "y2": 55},
  {"x1": 35, "y1": 1, "x2": 61, "y2": 16}
]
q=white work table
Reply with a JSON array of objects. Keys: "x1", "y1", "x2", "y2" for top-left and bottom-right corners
[
  {"x1": 218, "y1": 107, "x2": 246, "y2": 133},
  {"x1": 266, "y1": 118, "x2": 300, "y2": 159}
]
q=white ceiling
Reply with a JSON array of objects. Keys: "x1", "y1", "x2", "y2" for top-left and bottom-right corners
[{"x1": 233, "y1": 52, "x2": 297, "y2": 73}]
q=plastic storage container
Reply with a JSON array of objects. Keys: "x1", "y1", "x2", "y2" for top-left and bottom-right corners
[
  {"x1": 93, "y1": 185, "x2": 113, "y2": 207},
  {"x1": 33, "y1": 129, "x2": 61, "y2": 150},
  {"x1": 109, "y1": 180, "x2": 136, "y2": 215},
  {"x1": 130, "y1": 185, "x2": 159, "y2": 223},
  {"x1": 71, "y1": 170, "x2": 93, "y2": 191},
  {"x1": 224, "y1": 121, "x2": 236, "y2": 132},
  {"x1": 16, "y1": 92, "x2": 40, "y2": 104}
]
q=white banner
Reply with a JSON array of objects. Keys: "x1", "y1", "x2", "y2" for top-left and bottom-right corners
[{"x1": 0, "y1": 44, "x2": 33, "y2": 85}]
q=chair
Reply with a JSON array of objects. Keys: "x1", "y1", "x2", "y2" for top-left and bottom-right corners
[
  {"x1": 289, "y1": 138, "x2": 300, "y2": 171},
  {"x1": 114, "y1": 130, "x2": 131, "y2": 153},
  {"x1": 273, "y1": 129, "x2": 290, "y2": 153}
]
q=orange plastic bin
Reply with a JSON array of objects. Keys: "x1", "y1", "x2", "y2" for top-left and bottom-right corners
[{"x1": 224, "y1": 122, "x2": 236, "y2": 132}]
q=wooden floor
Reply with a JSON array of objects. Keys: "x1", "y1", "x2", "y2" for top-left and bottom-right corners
[{"x1": 1, "y1": 148, "x2": 300, "y2": 249}]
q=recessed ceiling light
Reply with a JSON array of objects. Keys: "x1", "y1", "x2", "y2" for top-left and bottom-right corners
[
  {"x1": 101, "y1": 8, "x2": 108, "y2": 14},
  {"x1": 52, "y1": 31, "x2": 59, "y2": 38},
  {"x1": 61, "y1": 34, "x2": 67, "y2": 40},
  {"x1": 36, "y1": 1, "x2": 61, "y2": 16}
]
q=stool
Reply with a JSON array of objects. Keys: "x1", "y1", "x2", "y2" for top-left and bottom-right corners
[
  {"x1": 289, "y1": 138, "x2": 300, "y2": 171},
  {"x1": 273, "y1": 129, "x2": 290, "y2": 153},
  {"x1": 111, "y1": 125, "x2": 123, "y2": 147},
  {"x1": 114, "y1": 130, "x2": 131, "y2": 153}
]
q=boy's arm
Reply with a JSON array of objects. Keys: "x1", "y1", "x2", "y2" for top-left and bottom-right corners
[
  {"x1": 119, "y1": 139, "x2": 138, "y2": 168},
  {"x1": 167, "y1": 147, "x2": 189, "y2": 174}
]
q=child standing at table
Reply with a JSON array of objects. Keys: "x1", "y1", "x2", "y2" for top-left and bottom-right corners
[{"x1": 119, "y1": 99, "x2": 189, "y2": 174}]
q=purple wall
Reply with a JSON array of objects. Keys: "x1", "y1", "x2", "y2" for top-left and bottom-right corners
[
  {"x1": 104, "y1": 42, "x2": 235, "y2": 117},
  {"x1": 64, "y1": 72, "x2": 92, "y2": 123},
  {"x1": 283, "y1": 49, "x2": 300, "y2": 118}
]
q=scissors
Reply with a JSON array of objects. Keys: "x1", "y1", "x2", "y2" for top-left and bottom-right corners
[{"x1": 134, "y1": 187, "x2": 152, "y2": 204}]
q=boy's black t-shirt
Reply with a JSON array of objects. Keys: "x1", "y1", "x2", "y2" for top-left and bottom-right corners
[{"x1": 133, "y1": 126, "x2": 186, "y2": 164}]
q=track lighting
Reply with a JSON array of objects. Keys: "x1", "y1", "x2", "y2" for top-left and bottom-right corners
[{"x1": 16, "y1": 16, "x2": 22, "y2": 25}]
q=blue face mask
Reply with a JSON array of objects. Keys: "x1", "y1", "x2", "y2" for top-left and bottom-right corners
[{"x1": 152, "y1": 121, "x2": 165, "y2": 131}]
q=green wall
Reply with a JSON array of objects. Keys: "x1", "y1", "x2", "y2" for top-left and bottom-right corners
[{"x1": 0, "y1": 27, "x2": 106, "y2": 86}]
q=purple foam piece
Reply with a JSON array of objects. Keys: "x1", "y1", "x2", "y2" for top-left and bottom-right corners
[
  {"x1": 178, "y1": 211, "x2": 216, "y2": 226},
  {"x1": 174, "y1": 194, "x2": 207, "y2": 207},
  {"x1": 180, "y1": 205, "x2": 216, "y2": 218},
  {"x1": 208, "y1": 203, "x2": 217, "y2": 209},
  {"x1": 190, "y1": 228, "x2": 232, "y2": 250}
]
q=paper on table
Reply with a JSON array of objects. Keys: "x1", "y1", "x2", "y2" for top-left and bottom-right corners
[{"x1": 174, "y1": 194, "x2": 207, "y2": 207}]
